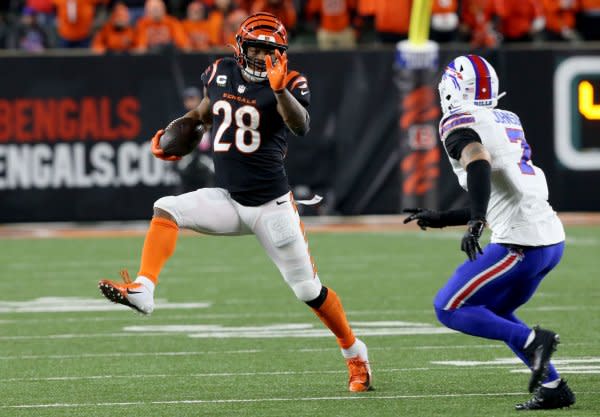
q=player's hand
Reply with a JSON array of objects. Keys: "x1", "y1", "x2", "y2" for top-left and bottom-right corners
[
  {"x1": 151, "y1": 129, "x2": 181, "y2": 161},
  {"x1": 265, "y1": 49, "x2": 287, "y2": 93},
  {"x1": 461, "y1": 219, "x2": 485, "y2": 261},
  {"x1": 403, "y1": 208, "x2": 445, "y2": 230}
]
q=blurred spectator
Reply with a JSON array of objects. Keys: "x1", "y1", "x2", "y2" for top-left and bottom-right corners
[
  {"x1": 251, "y1": 0, "x2": 297, "y2": 33},
  {"x1": 176, "y1": 86, "x2": 215, "y2": 193},
  {"x1": 109, "y1": 0, "x2": 146, "y2": 23},
  {"x1": 460, "y1": 0, "x2": 499, "y2": 47},
  {"x1": 7, "y1": 8, "x2": 51, "y2": 52},
  {"x1": 26, "y1": 0, "x2": 55, "y2": 27},
  {"x1": 223, "y1": 9, "x2": 249, "y2": 45},
  {"x1": 543, "y1": 0, "x2": 581, "y2": 41},
  {"x1": 579, "y1": 0, "x2": 600, "y2": 40},
  {"x1": 207, "y1": 0, "x2": 247, "y2": 46},
  {"x1": 306, "y1": 0, "x2": 357, "y2": 49},
  {"x1": 494, "y1": 0, "x2": 545, "y2": 42},
  {"x1": 358, "y1": 0, "x2": 375, "y2": 18},
  {"x1": 135, "y1": 0, "x2": 191, "y2": 52},
  {"x1": 431, "y1": 0, "x2": 459, "y2": 42},
  {"x1": 92, "y1": 2, "x2": 135, "y2": 53},
  {"x1": 373, "y1": 0, "x2": 410, "y2": 43},
  {"x1": 181, "y1": 1, "x2": 213, "y2": 51},
  {"x1": 236, "y1": 0, "x2": 254, "y2": 13},
  {"x1": 357, "y1": 0, "x2": 375, "y2": 38},
  {"x1": 53, "y1": 0, "x2": 107, "y2": 48}
]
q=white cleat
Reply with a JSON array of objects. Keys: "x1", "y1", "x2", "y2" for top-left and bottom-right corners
[{"x1": 98, "y1": 270, "x2": 155, "y2": 315}]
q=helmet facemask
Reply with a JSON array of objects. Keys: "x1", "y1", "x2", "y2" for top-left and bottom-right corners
[{"x1": 236, "y1": 39, "x2": 285, "y2": 82}]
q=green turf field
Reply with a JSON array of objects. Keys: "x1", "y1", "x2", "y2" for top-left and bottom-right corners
[{"x1": 1, "y1": 226, "x2": 599, "y2": 416}]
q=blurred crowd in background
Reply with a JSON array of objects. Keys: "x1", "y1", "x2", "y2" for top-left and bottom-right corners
[{"x1": 1, "y1": 0, "x2": 600, "y2": 53}]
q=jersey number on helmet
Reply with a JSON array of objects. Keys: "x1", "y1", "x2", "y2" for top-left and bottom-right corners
[
  {"x1": 213, "y1": 100, "x2": 261, "y2": 153},
  {"x1": 505, "y1": 128, "x2": 535, "y2": 175}
]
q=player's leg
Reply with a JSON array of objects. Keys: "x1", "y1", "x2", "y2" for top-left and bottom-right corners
[
  {"x1": 239, "y1": 192, "x2": 372, "y2": 392},
  {"x1": 433, "y1": 243, "x2": 534, "y2": 348},
  {"x1": 491, "y1": 243, "x2": 574, "y2": 409},
  {"x1": 434, "y1": 242, "x2": 569, "y2": 397},
  {"x1": 99, "y1": 188, "x2": 248, "y2": 314},
  {"x1": 486, "y1": 243, "x2": 567, "y2": 393}
]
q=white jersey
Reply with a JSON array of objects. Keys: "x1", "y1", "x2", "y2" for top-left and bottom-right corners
[{"x1": 439, "y1": 107, "x2": 565, "y2": 246}]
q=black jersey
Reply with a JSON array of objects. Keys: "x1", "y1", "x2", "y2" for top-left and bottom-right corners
[{"x1": 200, "y1": 57, "x2": 311, "y2": 206}]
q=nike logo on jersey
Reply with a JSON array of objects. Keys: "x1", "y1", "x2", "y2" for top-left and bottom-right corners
[
  {"x1": 276, "y1": 200, "x2": 288, "y2": 205},
  {"x1": 126, "y1": 289, "x2": 143, "y2": 295},
  {"x1": 301, "y1": 90, "x2": 309, "y2": 95}
]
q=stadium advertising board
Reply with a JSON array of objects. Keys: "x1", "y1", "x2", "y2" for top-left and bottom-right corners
[{"x1": 1, "y1": 49, "x2": 599, "y2": 222}]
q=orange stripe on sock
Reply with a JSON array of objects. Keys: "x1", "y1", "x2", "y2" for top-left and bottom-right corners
[
  {"x1": 312, "y1": 288, "x2": 356, "y2": 349},
  {"x1": 137, "y1": 217, "x2": 179, "y2": 284}
]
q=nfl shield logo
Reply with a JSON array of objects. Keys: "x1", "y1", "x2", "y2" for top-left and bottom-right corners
[{"x1": 237, "y1": 85, "x2": 246, "y2": 94}]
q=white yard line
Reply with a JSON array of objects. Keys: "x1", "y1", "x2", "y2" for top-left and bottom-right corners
[
  {"x1": 0, "y1": 367, "x2": 435, "y2": 383},
  {"x1": 7, "y1": 391, "x2": 591, "y2": 409},
  {"x1": 2, "y1": 304, "x2": 597, "y2": 322},
  {"x1": 3, "y1": 342, "x2": 598, "y2": 361},
  {"x1": 0, "y1": 345, "x2": 502, "y2": 361},
  {"x1": 0, "y1": 349, "x2": 262, "y2": 360}
]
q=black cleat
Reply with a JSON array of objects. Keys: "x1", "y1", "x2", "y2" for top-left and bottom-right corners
[
  {"x1": 515, "y1": 379, "x2": 575, "y2": 411},
  {"x1": 523, "y1": 326, "x2": 560, "y2": 392}
]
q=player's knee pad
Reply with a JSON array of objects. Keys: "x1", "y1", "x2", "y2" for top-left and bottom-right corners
[
  {"x1": 290, "y1": 279, "x2": 322, "y2": 302},
  {"x1": 153, "y1": 196, "x2": 180, "y2": 223}
]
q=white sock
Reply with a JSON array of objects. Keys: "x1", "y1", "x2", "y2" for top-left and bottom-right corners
[
  {"x1": 523, "y1": 329, "x2": 536, "y2": 349},
  {"x1": 135, "y1": 276, "x2": 155, "y2": 293},
  {"x1": 341, "y1": 339, "x2": 367, "y2": 360},
  {"x1": 542, "y1": 378, "x2": 561, "y2": 389}
]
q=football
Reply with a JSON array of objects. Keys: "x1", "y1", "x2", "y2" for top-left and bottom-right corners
[{"x1": 159, "y1": 117, "x2": 203, "y2": 157}]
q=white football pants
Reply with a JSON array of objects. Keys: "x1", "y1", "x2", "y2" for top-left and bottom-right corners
[{"x1": 154, "y1": 188, "x2": 322, "y2": 301}]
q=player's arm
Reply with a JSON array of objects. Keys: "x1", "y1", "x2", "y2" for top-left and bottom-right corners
[
  {"x1": 274, "y1": 89, "x2": 310, "y2": 136},
  {"x1": 183, "y1": 86, "x2": 212, "y2": 128},
  {"x1": 446, "y1": 128, "x2": 492, "y2": 260},
  {"x1": 151, "y1": 87, "x2": 212, "y2": 161},
  {"x1": 266, "y1": 50, "x2": 310, "y2": 136}
]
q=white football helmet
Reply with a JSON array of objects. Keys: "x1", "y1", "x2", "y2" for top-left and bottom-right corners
[{"x1": 438, "y1": 55, "x2": 503, "y2": 116}]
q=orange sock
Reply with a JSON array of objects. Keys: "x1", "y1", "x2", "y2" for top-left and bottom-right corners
[
  {"x1": 137, "y1": 217, "x2": 179, "y2": 284},
  {"x1": 312, "y1": 288, "x2": 356, "y2": 349}
]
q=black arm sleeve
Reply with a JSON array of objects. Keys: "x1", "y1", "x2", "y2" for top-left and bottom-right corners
[
  {"x1": 439, "y1": 208, "x2": 471, "y2": 226},
  {"x1": 444, "y1": 128, "x2": 482, "y2": 160},
  {"x1": 466, "y1": 159, "x2": 491, "y2": 221}
]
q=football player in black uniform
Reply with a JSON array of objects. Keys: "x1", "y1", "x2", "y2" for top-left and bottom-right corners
[{"x1": 99, "y1": 12, "x2": 372, "y2": 392}]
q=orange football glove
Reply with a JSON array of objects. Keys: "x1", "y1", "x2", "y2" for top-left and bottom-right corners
[
  {"x1": 265, "y1": 49, "x2": 288, "y2": 93},
  {"x1": 150, "y1": 129, "x2": 182, "y2": 161}
]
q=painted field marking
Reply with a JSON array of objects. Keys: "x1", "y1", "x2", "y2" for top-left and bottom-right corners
[
  {"x1": 511, "y1": 365, "x2": 600, "y2": 374},
  {"x1": 0, "y1": 344, "x2": 507, "y2": 361},
  {"x1": 0, "y1": 297, "x2": 210, "y2": 313},
  {"x1": 11, "y1": 363, "x2": 600, "y2": 384},
  {"x1": 432, "y1": 357, "x2": 600, "y2": 375},
  {"x1": 122, "y1": 321, "x2": 455, "y2": 339},
  {"x1": 8, "y1": 391, "x2": 599, "y2": 409},
  {"x1": 0, "y1": 367, "x2": 434, "y2": 383},
  {"x1": 432, "y1": 357, "x2": 600, "y2": 367}
]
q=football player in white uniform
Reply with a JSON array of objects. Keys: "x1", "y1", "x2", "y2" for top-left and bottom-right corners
[{"x1": 404, "y1": 55, "x2": 575, "y2": 410}]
